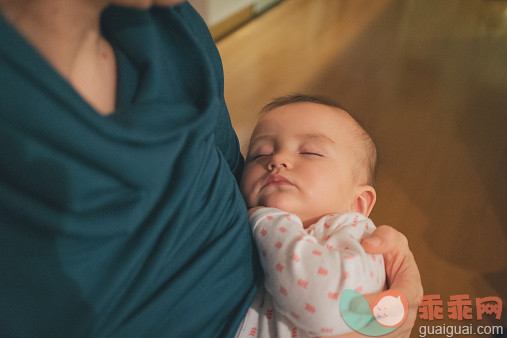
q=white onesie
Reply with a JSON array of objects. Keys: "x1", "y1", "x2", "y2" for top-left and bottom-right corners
[{"x1": 236, "y1": 208, "x2": 386, "y2": 337}]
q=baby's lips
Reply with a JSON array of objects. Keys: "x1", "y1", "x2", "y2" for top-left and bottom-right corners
[{"x1": 263, "y1": 174, "x2": 294, "y2": 188}]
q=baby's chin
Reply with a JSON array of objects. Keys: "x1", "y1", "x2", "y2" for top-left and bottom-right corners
[
  {"x1": 255, "y1": 194, "x2": 340, "y2": 228},
  {"x1": 255, "y1": 193, "x2": 312, "y2": 222},
  {"x1": 258, "y1": 193, "x2": 297, "y2": 211}
]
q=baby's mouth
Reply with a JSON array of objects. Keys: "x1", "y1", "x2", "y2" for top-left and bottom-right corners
[{"x1": 262, "y1": 174, "x2": 294, "y2": 188}]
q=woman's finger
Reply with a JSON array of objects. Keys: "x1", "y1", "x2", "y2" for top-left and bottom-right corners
[{"x1": 361, "y1": 225, "x2": 409, "y2": 254}]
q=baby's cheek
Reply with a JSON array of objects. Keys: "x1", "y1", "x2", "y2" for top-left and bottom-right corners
[
  {"x1": 239, "y1": 167, "x2": 254, "y2": 193},
  {"x1": 239, "y1": 172, "x2": 258, "y2": 206}
]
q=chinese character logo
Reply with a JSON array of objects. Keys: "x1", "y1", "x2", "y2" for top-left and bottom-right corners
[
  {"x1": 340, "y1": 289, "x2": 408, "y2": 336},
  {"x1": 476, "y1": 297, "x2": 502, "y2": 320},
  {"x1": 418, "y1": 294, "x2": 502, "y2": 321}
]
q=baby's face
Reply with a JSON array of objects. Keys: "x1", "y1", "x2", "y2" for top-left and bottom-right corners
[{"x1": 240, "y1": 102, "x2": 361, "y2": 226}]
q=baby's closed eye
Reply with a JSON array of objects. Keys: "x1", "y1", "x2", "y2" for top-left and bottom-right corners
[
  {"x1": 299, "y1": 151, "x2": 323, "y2": 157},
  {"x1": 299, "y1": 145, "x2": 326, "y2": 157},
  {"x1": 250, "y1": 153, "x2": 271, "y2": 160}
]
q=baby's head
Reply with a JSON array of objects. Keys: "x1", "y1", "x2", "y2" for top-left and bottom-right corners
[{"x1": 240, "y1": 94, "x2": 377, "y2": 227}]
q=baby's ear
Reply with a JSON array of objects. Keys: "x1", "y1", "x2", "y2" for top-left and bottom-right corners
[{"x1": 351, "y1": 185, "x2": 376, "y2": 217}]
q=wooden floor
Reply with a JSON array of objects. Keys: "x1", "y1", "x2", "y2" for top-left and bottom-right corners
[{"x1": 217, "y1": 0, "x2": 507, "y2": 335}]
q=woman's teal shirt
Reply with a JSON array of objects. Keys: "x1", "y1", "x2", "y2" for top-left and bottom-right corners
[{"x1": 0, "y1": 3, "x2": 259, "y2": 337}]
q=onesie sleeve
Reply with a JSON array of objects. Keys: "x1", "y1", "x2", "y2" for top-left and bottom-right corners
[{"x1": 250, "y1": 208, "x2": 386, "y2": 336}]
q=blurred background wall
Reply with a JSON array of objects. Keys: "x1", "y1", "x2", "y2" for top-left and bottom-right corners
[
  {"x1": 189, "y1": 0, "x2": 282, "y2": 40},
  {"x1": 194, "y1": 0, "x2": 506, "y2": 335}
]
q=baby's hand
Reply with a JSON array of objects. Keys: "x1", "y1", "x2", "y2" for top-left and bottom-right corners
[{"x1": 248, "y1": 206, "x2": 263, "y2": 216}]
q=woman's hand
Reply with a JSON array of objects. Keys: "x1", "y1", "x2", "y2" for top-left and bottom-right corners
[
  {"x1": 362, "y1": 225, "x2": 423, "y2": 337},
  {"x1": 326, "y1": 225, "x2": 423, "y2": 338}
]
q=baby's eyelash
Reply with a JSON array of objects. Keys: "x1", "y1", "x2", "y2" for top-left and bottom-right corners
[
  {"x1": 249, "y1": 154, "x2": 270, "y2": 161},
  {"x1": 300, "y1": 152, "x2": 323, "y2": 157}
]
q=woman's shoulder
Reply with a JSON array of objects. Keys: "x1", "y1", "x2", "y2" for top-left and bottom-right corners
[{"x1": 156, "y1": 3, "x2": 223, "y2": 69}]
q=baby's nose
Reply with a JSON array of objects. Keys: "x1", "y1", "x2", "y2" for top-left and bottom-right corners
[
  {"x1": 267, "y1": 153, "x2": 292, "y2": 171},
  {"x1": 268, "y1": 162, "x2": 287, "y2": 170}
]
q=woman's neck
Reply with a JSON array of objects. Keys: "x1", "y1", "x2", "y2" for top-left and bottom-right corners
[
  {"x1": 0, "y1": 0, "x2": 118, "y2": 115},
  {"x1": 0, "y1": 0, "x2": 109, "y2": 75}
]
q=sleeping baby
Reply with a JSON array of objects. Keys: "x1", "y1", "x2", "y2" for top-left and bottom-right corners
[{"x1": 236, "y1": 94, "x2": 386, "y2": 337}]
